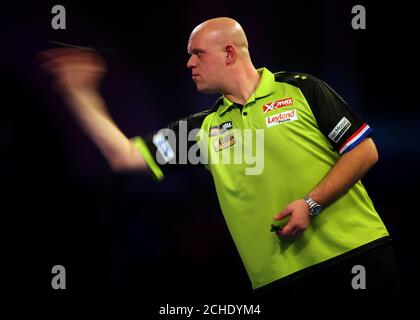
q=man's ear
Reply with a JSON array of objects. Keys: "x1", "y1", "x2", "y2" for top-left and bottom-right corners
[{"x1": 225, "y1": 45, "x2": 236, "y2": 65}]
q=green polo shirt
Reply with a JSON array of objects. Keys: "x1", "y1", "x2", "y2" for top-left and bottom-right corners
[{"x1": 131, "y1": 68, "x2": 389, "y2": 290}]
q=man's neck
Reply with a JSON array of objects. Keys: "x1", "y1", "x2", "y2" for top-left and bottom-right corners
[{"x1": 224, "y1": 66, "x2": 261, "y2": 106}]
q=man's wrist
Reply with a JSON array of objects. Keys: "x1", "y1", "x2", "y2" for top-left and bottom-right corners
[{"x1": 304, "y1": 195, "x2": 323, "y2": 216}]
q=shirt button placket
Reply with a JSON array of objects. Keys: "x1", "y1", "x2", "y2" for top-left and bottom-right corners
[{"x1": 242, "y1": 105, "x2": 251, "y2": 128}]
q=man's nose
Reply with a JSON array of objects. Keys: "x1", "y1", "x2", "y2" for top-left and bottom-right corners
[{"x1": 187, "y1": 55, "x2": 196, "y2": 69}]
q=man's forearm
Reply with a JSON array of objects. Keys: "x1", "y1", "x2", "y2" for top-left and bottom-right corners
[
  {"x1": 308, "y1": 138, "x2": 378, "y2": 206},
  {"x1": 64, "y1": 89, "x2": 147, "y2": 171}
]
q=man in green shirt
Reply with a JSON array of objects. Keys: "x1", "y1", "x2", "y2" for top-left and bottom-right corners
[{"x1": 39, "y1": 17, "x2": 399, "y2": 299}]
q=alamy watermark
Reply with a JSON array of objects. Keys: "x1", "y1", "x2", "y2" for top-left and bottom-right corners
[
  {"x1": 51, "y1": 264, "x2": 66, "y2": 290},
  {"x1": 351, "y1": 264, "x2": 366, "y2": 289},
  {"x1": 352, "y1": 5, "x2": 366, "y2": 30},
  {"x1": 152, "y1": 121, "x2": 265, "y2": 175},
  {"x1": 51, "y1": 5, "x2": 66, "y2": 30}
]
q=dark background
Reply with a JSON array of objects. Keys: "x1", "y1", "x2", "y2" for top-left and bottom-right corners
[{"x1": 1, "y1": 0, "x2": 418, "y2": 309}]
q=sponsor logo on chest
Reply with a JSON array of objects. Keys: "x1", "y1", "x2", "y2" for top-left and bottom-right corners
[
  {"x1": 265, "y1": 109, "x2": 298, "y2": 128},
  {"x1": 213, "y1": 133, "x2": 236, "y2": 151},
  {"x1": 209, "y1": 121, "x2": 233, "y2": 137},
  {"x1": 263, "y1": 97, "x2": 293, "y2": 113}
]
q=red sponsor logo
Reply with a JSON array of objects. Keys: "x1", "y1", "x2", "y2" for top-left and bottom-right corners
[
  {"x1": 263, "y1": 98, "x2": 293, "y2": 113},
  {"x1": 265, "y1": 109, "x2": 298, "y2": 127}
]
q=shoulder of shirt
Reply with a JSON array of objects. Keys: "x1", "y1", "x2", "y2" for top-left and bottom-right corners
[
  {"x1": 176, "y1": 107, "x2": 216, "y2": 129},
  {"x1": 209, "y1": 96, "x2": 224, "y2": 112},
  {"x1": 207, "y1": 71, "x2": 324, "y2": 112},
  {"x1": 164, "y1": 108, "x2": 215, "y2": 131},
  {"x1": 273, "y1": 71, "x2": 322, "y2": 88},
  {"x1": 187, "y1": 108, "x2": 215, "y2": 121}
]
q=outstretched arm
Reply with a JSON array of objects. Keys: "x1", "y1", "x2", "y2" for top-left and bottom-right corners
[
  {"x1": 39, "y1": 48, "x2": 148, "y2": 172},
  {"x1": 273, "y1": 137, "x2": 379, "y2": 238}
]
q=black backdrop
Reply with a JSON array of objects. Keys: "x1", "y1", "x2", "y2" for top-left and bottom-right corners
[{"x1": 1, "y1": 0, "x2": 419, "y2": 309}]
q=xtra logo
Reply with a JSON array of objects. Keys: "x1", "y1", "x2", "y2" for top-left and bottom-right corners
[
  {"x1": 265, "y1": 109, "x2": 298, "y2": 128},
  {"x1": 263, "y1": 98, "x2": 293, "y2": 113}
]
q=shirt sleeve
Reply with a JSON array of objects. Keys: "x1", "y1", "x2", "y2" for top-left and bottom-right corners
[
  {"x1": 130, "y1": 109, "x2": 211, "y2": 181},
  {"x1": 310, "y1": 79, "x2": 373, "y2": 155}
]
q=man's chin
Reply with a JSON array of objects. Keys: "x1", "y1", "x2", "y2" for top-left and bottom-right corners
[{"x1": 196, "y1": 85, "x2": 218, "y2": 94}]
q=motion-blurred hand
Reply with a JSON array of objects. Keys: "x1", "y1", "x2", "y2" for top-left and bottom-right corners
[
  {"x1": 38, "y1": 48, "x2": 107, "y2": 94},
  {"x1": 38, "y1": 47, "x2": 147, "y2": 173}
]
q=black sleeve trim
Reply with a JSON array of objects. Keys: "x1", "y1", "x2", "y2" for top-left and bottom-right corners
[{"x1": 275, "y1": 72, "x2": 372, "y2": 154}]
